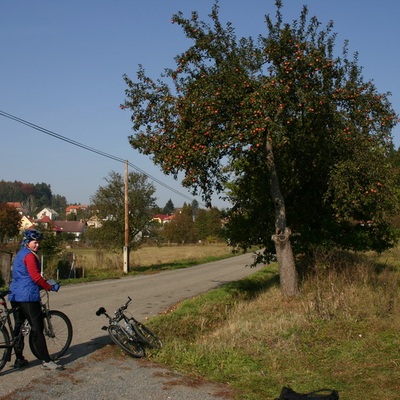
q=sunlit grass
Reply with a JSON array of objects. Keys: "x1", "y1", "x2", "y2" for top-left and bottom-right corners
[{"x1": 145, "y1": 250, "x2": 400, "y2": 400}]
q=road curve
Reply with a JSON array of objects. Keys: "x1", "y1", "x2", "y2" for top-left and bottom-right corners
[{"x1": 0, "y1": 252, "x2": 260, "y2": 399}]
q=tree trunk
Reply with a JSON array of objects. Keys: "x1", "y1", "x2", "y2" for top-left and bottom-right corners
[
  {"x1": 266, "y1": 139, "x2": 299, "y2": 297},
  {"x1": 272, "y1": 228, "x2": 298, "y2": 297}
]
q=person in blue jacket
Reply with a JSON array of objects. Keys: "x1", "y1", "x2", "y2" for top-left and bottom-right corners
[{"x1": 9, "y1": 229, "x2": 63, "y2": 371}]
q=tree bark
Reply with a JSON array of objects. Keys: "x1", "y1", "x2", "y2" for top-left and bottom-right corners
[{"x1": 266, "y1": 138, "x2": 299, "y2": 297}]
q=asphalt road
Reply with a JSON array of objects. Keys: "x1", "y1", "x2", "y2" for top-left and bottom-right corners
[{"x1": 0, "y1": 252, "x2": 260, "y2": 399}]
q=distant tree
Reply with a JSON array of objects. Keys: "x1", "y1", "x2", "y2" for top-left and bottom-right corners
[
  {"x1": 33, "y1": 183, "x2": 52, "y2": 210},
  {"x1": 66, "y1": 213, "x2": 76, "y2": 221},
  {"x1": 0, "y1": 203, "x2": 20, "y2": 243},
  {"x1": 151, "y1": 204, "x2": 163, "y2": 215},
  {"x1": 122, "y1": 1, "x2": 399, "y2": 296},
  {"x1": 0, "y1": 180, "x2": 34, "y2": 203},
  {"x1": 87, "y1": 170, "x2": 157, "y2": 250},
  {"x1": 163, "y1": 203, "x2": 195, "y2": 243},
  {"x1": 51, "y1": 194, "x2": 68, "y2": 217},
  {"x1": 0, "y1": 180, "x2": 55, "y2": 215},
  {"x1": 162, "y1": 199, "x2": 175, "y2": 215},
  {"x1": 194, "y1": 207, "x2": 222, "y2": 240},
  {"x1": 39, "y1": 228, "x2": 63, "y2": 257},
  {"x1": 65, "y1": 206, "x2": 90, "y2": 222},
  {"x1": 191, "y1": 199, "x2": 199, "y2": 218}
]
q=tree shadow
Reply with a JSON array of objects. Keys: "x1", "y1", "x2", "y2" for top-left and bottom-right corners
[
  {"x1": 216, "y1": 268, "x2": 280, "y2": 300},
  {"x1": 131, "y1": 260, "x2": 202, "y2": 273}
]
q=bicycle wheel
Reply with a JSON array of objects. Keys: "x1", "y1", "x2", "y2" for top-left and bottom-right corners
[
  {"x1": 132, "y1": 321, "x2": 162, "y2": 349},
  {"x1": 0, "y1": 324, "x2": 11, "y2": 372},
  {"x1": 29, "y1": 310, "x2": 73, "y2": 361},
  {"x1": 108, "y1": 324, "x2": 145, "y2": 358}
]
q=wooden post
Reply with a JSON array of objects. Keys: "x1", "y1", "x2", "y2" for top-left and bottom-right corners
[{"x1": 123, "y1": 160, "x2": 130, "y2": 273}]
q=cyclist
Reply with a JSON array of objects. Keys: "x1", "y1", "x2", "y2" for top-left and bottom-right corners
[{"x1": 9, "y1": 229, "x2": 64, "y2": 371}]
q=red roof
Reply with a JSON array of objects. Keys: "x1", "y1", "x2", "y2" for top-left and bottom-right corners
[
  {"x1": 152, "y1": 214, "x2": 174, "y2": 222},
  {"x1": 7, "y1": 202, "x2": 23, "y2": 208}
]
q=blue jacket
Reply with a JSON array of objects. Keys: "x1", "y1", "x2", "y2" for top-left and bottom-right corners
[{"x1": 9, "y1": 247, "x2": 42, "y2": 302}]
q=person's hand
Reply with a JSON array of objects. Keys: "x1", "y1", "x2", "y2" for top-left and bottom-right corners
[{"x1": 51, "y1": 283, "x2": 60, "y2": 292}]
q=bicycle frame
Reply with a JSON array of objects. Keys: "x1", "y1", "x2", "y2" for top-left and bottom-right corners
[
  {"x1": 96, "y1": 296, "x2": 162, "y2": 354},
  {"x1": 0, "y1": 290, "x2": 55, "y2": 351},
  {"x1": 96, "y1": 296, "x2": 133, "y2": 329},
  {"x1": 96, "y1": 296, "x2": 146, "y2": 358},
  {"x1": 0, "y1": 290, "x2": 17, "y2": 360},
  {"x1": 1, "y1": 291, "x2": 56, "y2": 337},
  {"x1": 0, "y1": 289, "x2": 72, "y2": 369},
  {"x1": 0, "y1": 291, "x2": 13, "y2": 329},
  {"x1": 39, "y1": 291, "x2": 57, "y2": 339}
]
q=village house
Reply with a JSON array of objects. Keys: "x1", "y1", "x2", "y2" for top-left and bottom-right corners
[
  {"x1": 36, "y1": 216, "x2": 61, "y2": 232},
  {"x1": 151, "y1": 214, "x2": 174, "y2": 224},
  {"x1": 36, "y1": 207, "x2": 59, "y2": 220},
  {"x1": 65, "y1": 205, "x2": 88, "y2": 217},
  {"x1": 36, "y1": 215, "x2": 87, "y2": 241},
  {"x1": 86, "y1": 215, "x2": 102, "y2": 228},
  {"x1": 7, "y1": 202, "x2": 28, "y2": 216},
  {"x1": 19, "y1": 215, "x2": 36, "y2": 232},
  {"x1": 54, "y1": 220, "x2": 87, "y2": 241},
  {"x1": 29, "y1": 216, "x2": 87, "y2": 241}
]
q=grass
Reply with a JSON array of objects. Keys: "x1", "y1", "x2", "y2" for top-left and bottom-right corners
[
  {"x1": 52, "y1": 243, "x2": 235, "y2": 283},
  {"x1": 3, "y1": 242, "x2": 399, "y2": 398},
  {"x1": 141, "y1": 247, "x2": 400, "y2": 400}
]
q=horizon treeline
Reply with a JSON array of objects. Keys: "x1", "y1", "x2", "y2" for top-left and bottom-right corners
[{"x1": 0, "y1": 180, "x2": 68, "y2": 216}]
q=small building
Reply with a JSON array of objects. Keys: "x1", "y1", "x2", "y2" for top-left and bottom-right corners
[
  {"x1": 66, "y1": 205, "x2": 88, "y2": 216},
  {"x1": 7, "y1": 202, "x2": 28, "y2": 216},
  {"x1": 54, "y1": 220, "x2": 87, "y2": 241},
  {"x1": 87, "y1": 215, "x2": 102, "y2": 228},
  {"x1": 152, "y1": 214, "x2": 174, "y2": 224},
  {"x1": 20, "y1": 215, "x2": 36, "y2": 232},
  {"x1": 36, "y1": 216, "x2": 62, "y2": 233},
  {"x1": 37, "y1": 207, "x2": 59, "y2": 221}
]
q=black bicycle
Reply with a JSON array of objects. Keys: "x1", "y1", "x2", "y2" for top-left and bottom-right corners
[
  {"x1": 0, "y1": 290, "x2": 73, "y2": 371},
  {"x1": 96, "y1": 296, "x2": 162, "y2": 358}
]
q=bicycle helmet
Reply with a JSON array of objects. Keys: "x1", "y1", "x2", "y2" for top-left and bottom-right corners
[{"x1": 22, "y1": 229, "x2": 44, "y2": 245}]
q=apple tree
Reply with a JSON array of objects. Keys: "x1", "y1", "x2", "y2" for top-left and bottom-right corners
[{"x1": 122, "y1": 1, "x2": 399, "y2": 296}]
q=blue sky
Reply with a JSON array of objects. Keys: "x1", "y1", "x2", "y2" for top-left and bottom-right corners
[{"x1": 1, "y1": 0, "x2": 399, "y2": 209}]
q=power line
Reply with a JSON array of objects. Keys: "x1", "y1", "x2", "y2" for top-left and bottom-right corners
[{"x1": 0, "y1": 109, "x2": 197, "y2": 204}]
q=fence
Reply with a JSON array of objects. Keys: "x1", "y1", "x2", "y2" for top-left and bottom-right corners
[
  {"x1": 0, "y1": 251, "x2": 82, "y2": 286},
  {"x1": 0, "y1": 250, "x2": 13, "y2": 287}
]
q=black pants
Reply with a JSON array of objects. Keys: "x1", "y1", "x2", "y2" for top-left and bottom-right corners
[{"x1": 11, "y1": 301, "x2": 51, "y2": 362}]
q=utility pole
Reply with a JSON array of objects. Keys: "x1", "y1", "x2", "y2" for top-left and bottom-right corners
[{"x1": 123, "y1": 160, "x2": 129, "y2": 273}]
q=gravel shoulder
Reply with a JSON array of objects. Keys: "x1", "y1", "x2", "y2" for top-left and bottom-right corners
[{"x1": 1, "y1": 343, "x2": 237, "y2": 400}]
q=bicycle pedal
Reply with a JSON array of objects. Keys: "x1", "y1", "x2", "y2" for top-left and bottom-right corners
[{"x1": 101, "y1": 326, "x2": 108, "y2": 331}]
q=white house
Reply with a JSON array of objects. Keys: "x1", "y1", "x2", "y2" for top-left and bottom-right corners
[{"x1": 36, "y1": 207, "x2": 59, "y2": 221}]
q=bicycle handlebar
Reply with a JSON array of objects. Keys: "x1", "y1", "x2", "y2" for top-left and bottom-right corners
[
  {"x1": 0, "y1": 290, "x2": 10, "y2": 298},
  {"x1": 96, "y1": 307, "x2": 106, "y2": 316},
  {"x1": 95, "y1": 297, "x2": 132, "y2": 319},
  {"x1": 120, "y1": 296, "x2": 132, "y2": 310}
]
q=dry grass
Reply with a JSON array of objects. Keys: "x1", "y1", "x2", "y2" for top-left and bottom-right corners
[
  {"x1": 147, "y1": 248, "x2": 400, "y2": 400},
  {"x1": 301, "y1": 249, "x2": 399, "y2": 321},
  {"x1": 130, "y1": 244, "x2": 233, "y2": 268},
  {"x1": 66, "y1": 243, "x2": 233, "y2": 277}
]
